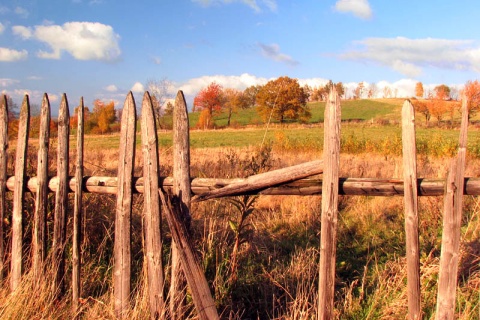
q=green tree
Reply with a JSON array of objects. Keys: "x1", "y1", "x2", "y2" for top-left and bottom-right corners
[{"x1": 256, "y1": 76, "x2": 310, "y2": 123}]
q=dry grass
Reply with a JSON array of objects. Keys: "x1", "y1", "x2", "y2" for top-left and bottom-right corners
[{"x1": 0, "y1": 146, "x2": 479, "y2": 319}]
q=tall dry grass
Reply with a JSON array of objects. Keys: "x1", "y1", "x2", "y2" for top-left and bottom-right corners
[{"x1": 0, "y1": 145, "x2": 478, "y2": 319}]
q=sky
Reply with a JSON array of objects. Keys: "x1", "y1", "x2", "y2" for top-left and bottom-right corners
[{"x1": 1, "y1": 0, "x2": 480, "y2": 113}]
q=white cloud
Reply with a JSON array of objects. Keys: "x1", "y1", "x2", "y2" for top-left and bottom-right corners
[
  {"x1": 131, "y1": 82, "x2": 144, "y2": 93},
  {"x1": 14, "y1": 6, "x2": 29, "y2": 18},
  {"x1": 192, "y1": 0, "x2": 277, "y2": 13},
  {"x1": 258, "y1": 43, "x2": 299, "y2": 66},
  {"x1": 0, "y1": 47, "x2": 28, "y2": 61},
  {"x1": 178, "y1": 73, "x2": 269, "y2": 96},
  {"x1": 13, "y1": 22, "x2": 121, "y2": 61},
  {"x1": 340, "y1": 37, "x2": 480, "y2": 77},
  {"x1": 0, "y1": 22, "x2": 5, "y2": 34},
  {"x1": 105, "y1": 84, "x2": 118, "y2": 92},
  {"x1": 27, "y1": 75, "x2": 43, "y2": 80},
  {"x1": 12, "y1": 25, "x2": 32, "y2": 39},
  {"x1": 0, "y1": 78, "x2": 20, "y2": 87},
  {"x1": 335, "y1": 0, "x2": 372, "y2": 20}
]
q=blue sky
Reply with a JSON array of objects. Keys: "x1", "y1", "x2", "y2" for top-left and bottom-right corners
[{"x1": 1, "y1": 0, "x2": 480, "y2": 112}]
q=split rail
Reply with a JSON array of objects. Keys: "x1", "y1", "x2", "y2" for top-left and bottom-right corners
[{"x1": 0, "y1": 88, "x2": 474, "y2": 319}]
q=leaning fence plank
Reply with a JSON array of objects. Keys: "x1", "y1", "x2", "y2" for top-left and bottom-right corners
[
  {"x1": 11, "y1": 95, "x2": 30, "y2": 291},
  {"x1": 52, "y1": 94, "x2": 70, "y2": 297},
  {"x1": 114, "y1": 92, "x2": 136, "y2": 318},
  {"x1": 318, "y1": 86, "x2": 341, "y2": 320},
  {"x1": 159, "y1": 191, "x2": 219, "y2": 320},
  {"x1": 32, "y1": 94, "x2": 51, "y2": 283},
  {"x1": 141, "y1": 92, "x2": 165, "y2": 319},
  {"x1": 0, "y1": 95, "x2": 8, "y2": 282},
  {"x1": 72, "y1": 97, "x2": 84, "y2": 313},
  {"x1": 170, "y1": 90, "x2": 191, "y2": 317},
  {"x1": 402, "y1": 100, "x2": 421, "y2": 320},
  {"x1": 435, "y1": 96, "x2": 468, "y2": 320},
  {"x1": 193, "y1": 159, "x2": 324, "y2": 202}
]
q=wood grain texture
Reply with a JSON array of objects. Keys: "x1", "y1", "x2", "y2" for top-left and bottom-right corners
[
  {"x1": 402, "y1": 100, "x2": 421, "y2": 320},
  {"x1": 114, "y1": 92, "x2": 136, "y2": 318},
  {"x1": 0, "y1": 95, "x2": 8, "y2": 282},
  {"x1": 11, "y1": 95, "x2": 30, "y2": 291},
  {"x1": 141, "y1": 92, "x2": 165, "y2": 319},
  {"x1": 318, "y1": 86, "x2": 341, "y2": 320}
]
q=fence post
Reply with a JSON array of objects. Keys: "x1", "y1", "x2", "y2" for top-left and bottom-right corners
[
  {"x1": 72, "y1": 97, "x2": 84, "y2": 313},
  {"x1": 318, "y1": 86, "x2": 341, "y2": 319},
  {"x1": 114, "y1": 92, "x2": 136, "y2": 318},
  {"x1": 141, "y1": 92, "x2": 165, "y2": 318},
  {"x1": 170, "y1": 90, "x2": 191, "y2": 316},
  {"x1": 435, "y1": 96, "x2": 468, "y2": 319},
  {"x1": 52, "y1": 94, "x2": 70, "y2": 297},
  {"x1": 401, "y1": 100, "x2": 421, "y2": 319},
  {"x1": 32, "y1": 94, "x2": 51, "y2": 284},
  {"x1": 0, "y1": 95, "x2": 8, "y2": 282},
  {"x1": 11, "y1": 95, "x2": 30, "y2": 291}
]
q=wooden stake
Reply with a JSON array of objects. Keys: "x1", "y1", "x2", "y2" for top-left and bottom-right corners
[
  {"x1": 32, "y1": 94, "x2": 51, "y2": 284},
  {"x1": 72, "y1": 97, "x2": 84, "y2": 313},
  {"x1": 141, "y1": 92, "x2": 165, "y2": 318},
  {"x1": 402, "y1": 100, "x2": 421, "y2": 320},
  {"x1": 11, "y1": 95, "x2": 29, "y2": 291},
  {"x1": 435, "y1": 96, "x2": 468, "y2": 320},
  {"x1": 114, "y1": 92, "x2": 136, "y2": 318},
  {"x1": 159, "y1": 191, "x2": 219, "y2": 320},
  {"x1": 318, "y1": 86, "x2": 341, "y2": 320},
  {"x1": 52, "y1": 94, "x2": 70, "y2": 297},
  {"x1": 0, "y1": 95, "x2": 8, "y2": 282}
]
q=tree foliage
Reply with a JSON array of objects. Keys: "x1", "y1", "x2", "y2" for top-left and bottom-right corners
[
  {"x1": 193, "y1": 82, "x2": 223, "y2": 115},
  {"x1": 434, "y1": 84, "x2": 451, "y2": 100},
  {"x1": 222, "y1": 88, "x2": 249, "y2": 126},
  {"x1": 463, "y1": 80, "x2": 480, "y2": 121},
  {"x1": 415, "y1": 82, "x2": 424, "y2": 98},
  {"x1": 256, "y1": 76, "x2": 310, "y2": 123}
]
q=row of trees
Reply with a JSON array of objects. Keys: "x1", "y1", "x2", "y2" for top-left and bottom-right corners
[{"x1": 412, "y1": 80, "x2": 480, "y2": 125}]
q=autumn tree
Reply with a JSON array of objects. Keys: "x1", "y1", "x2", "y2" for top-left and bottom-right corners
[
  {"x1": 434, "y1": 84, "x2": 451, "y2": 100},
  {"x1": 243, "y1": 85, "x2": 261, "y2": 108},
  {"x1": 415, "y1": 82, "x2": 424, "y2": 98},
  {"x1": 354, "y1": 82, "x2": 365, "y2": 99},
  {"x1": 256, "y1": 76, "x2": 310, "y2": 123},
  {"x1": 462, "y1": 80, "x2": 480, "y2": 122},
  {"x1": 89, "y1": 99, "x2": 117, "y2": 134},
  {"x1": 412, "y1": 100, "x2": 430, "y2": 124},
  {"x1": 367, "y1": 83, "x2": 378, "y2": 98},
  {"x1": 222, "y1": 88, "x2": 248, "y2": 126},
  {"x1": 193, "y1": 82, "x2": 223, "y2": 129}
]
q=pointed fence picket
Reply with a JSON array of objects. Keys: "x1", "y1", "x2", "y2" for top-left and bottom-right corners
[{"x1": 0, "y1": 90, "x2": 473, "y2": 319}]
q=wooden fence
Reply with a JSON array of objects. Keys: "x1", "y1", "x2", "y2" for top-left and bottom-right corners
[{"x1": 0, "y1": 89, "x2": 474, "y2": 319}]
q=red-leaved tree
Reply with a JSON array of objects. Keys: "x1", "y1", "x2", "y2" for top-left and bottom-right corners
[{"x1": 193, "y1": 82, "x2": 223, "y2": 129}]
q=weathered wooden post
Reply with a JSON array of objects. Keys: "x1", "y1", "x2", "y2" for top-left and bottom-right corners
[
  {"x1": 114, "y1": 92, "x2": 136, "y2": 318},
  {"x1": 435, "y1": 96, "x2": 468, "y2": 319},
  {"x1": 52, "y1": 94, "x2": 70, "y2": 297},
  {"x1": 141, "y1": 92, "x2": 165, "y2": 318},
  {"x1": 11, "y1": 95, "x2": 30, "y2": 291},
  {"x1": 401, "y1": 100, "x2": 421, "y2": 320},
  {"x1": 317, "y1": 86, "x2": 341, "y2": 320},
  {"x1": 32, "y1": 94, "x2": 51, "y2": 283},
  {"x1": 72, "y1": 97, "x2": 84, "y2": 313},
  {"x1": 159, "y1": 191, "x2": 219, "y2": 320},
  {"x1": 170, "y1": 90, "x2": 191, "y2": 317},
  {"x1": 0, "y1": 95, "x2": 8, "y2": 282}
]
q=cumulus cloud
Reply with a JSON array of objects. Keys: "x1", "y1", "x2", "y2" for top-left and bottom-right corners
[
  {"x1": 105, "y1": 84, "x2": 118, "y2": 92},
  {"x1": 334, "y1": 0, "x2": 372, "y2": 20},
  {"x1": 258, "y1": 43, "x2": 299, "y2": 66},
  {"x1": 0, "y1": 47, "x2": 28, "y2": 61},
  {"x1": 131, "y1": 82, "x2": 144, "y2": 93},
  {"x1": 13, "y1": 21, "x2": 121, "y2": 61},
  {"x1": 340, "y1": 37, "x2": 480, "y2": 77},
  {"x1": 192, "y1": 0, "x2": 277, "y2": 13},
  {"x1": 178, "y1": 73, "x2": 269, "y2": 96}
]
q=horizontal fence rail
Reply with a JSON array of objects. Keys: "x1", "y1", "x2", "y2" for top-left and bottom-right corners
[{"x1": 4, "y1": 175, "x2": 480, "y2": 197}]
